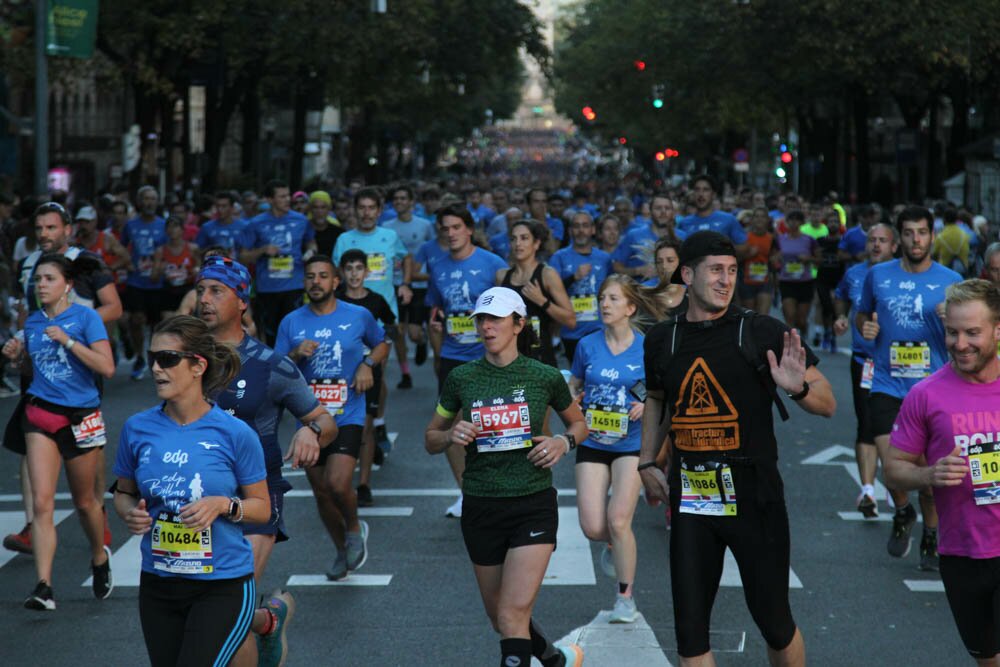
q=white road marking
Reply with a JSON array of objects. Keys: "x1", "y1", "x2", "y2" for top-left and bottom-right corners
[
  {"x1": 543, "y1": 507, "x2": 596, "y2": 586},
  {"x1": 358, "y1": 507, "x2": 413, "y2": 517},
  {"x1": 0, "y1": 510, "x2": 72, "y2": 569},
  {"x1": 720, "y1": 548, "x2": 803, "y2": 589},
  {"x1": 286, "y1": 574, "x2": 392, "y2": 586},
  {"x1": 837, "y1": 511, "x2": 924, "y2": 523},
  {"x1": 801, "y1": 444, "x2": 889, "y2": 509},
  {"x1": 548, "y1": 610, "x2": 673, "y2": 666},
  {"x1": 83, "y1": 534, "x2": 143, "y2": 587},
  {"x1": 904, "y1": 579, "x2": 944, "y2": 593}
]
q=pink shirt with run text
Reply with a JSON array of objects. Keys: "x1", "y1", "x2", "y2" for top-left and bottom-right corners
[{"x1": 891, "y1": 364, "x2": 1000, "y2": 559}]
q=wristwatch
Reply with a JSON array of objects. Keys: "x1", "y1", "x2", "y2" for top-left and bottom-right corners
[
  {"x1": 228, "y1": 497, "x2": 240, "y2": 519},
  {"x1": 787, "y1": 381, "x2": 810, "y2": 401},
  {"x1": 363, "y1": 356, "x2": 377, "y2": 368},
  {"x1": 306, "y1": 421, "x2": 322, "y2": 437},
  {"x1": 564, "y1": 433, "x2": 577, "y2": 450}
]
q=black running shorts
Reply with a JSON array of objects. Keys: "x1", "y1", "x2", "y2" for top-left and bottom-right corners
[
  {"x1": 940, "y1": 555, "x2": 1000, "y2": 660},
  {"x1": 849, "y1": 357, "x2": 875, "y2": 444},
  {"x1": 575, "y1": 443, "x2": 639, "y2": 466},
  {"x1": 461, "y1": 487, "x2": 558, "y2": 566},
  {"x1": 869, "y1": 391, "x2": 903, "y2": 439},
  {"x1": 317, "y1": 424, "x2": 364, "y2": 464}
]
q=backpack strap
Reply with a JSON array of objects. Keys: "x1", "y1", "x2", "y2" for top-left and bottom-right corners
[{"x1": 735, "y1": 308, "x2": 790, "y2": 422}]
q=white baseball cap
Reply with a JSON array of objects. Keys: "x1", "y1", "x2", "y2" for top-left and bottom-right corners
[
  {"x1": 75, "y1": 205, "x2": 97, "y2": 221},
  {"x1": 472, "y1": 287, "x2": 527, "y2": 318}
]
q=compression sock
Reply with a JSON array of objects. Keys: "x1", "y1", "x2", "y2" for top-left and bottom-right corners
[
  {"x1": 529, "y1": 618, "x2": 561, "y2": 663},
  {"x1": 500, "y1": 638, "x2": 532, "y2": 667},
  {"x1": 400, "y1": 361, "x2": 410, "y2": 375}
]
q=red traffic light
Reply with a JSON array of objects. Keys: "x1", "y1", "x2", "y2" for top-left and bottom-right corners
[
  {"x1": 618, "y1": 136, "x2": 627, "y2": 145},
  {"x1": 663, "y1": 148, "x2": 679, "y2": 158},
  {"x1": 655, "y1": 151, "x2": 666, "y2": 162},
  {"x1": 582, "y1": 106, "x2": 596, "y2": 121},
  {"x1": 781, "y1": 151, "x2": 793, "y2": 163},
  {"x1": 634, "y1": 60, "x2": 646, "y2": 71}
]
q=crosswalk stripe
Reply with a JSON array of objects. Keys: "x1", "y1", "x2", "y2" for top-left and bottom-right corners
[
  {"x1": 720, "y1": 548, "x2": 803, "y2": 589},
  {"x1": 0, "y1": 510, "x2": 72, "y2": 569},
  {"x1": 543, "y1": 507, "x2": 596, "y2": 586},
  {"x1": 551, "y1": 610, "x2": 673, "y2": 666},
  {"x1": 904, "y1": 579, "x2": 944, "y2": 593},
  {"x1": 286, "y1": 574, "x2": 393, "y2": 586}
]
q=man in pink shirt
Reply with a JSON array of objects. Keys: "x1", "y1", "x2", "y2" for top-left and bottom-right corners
[{"x1": 887, "y1": 278, "x2": 1000, "y2": 663}]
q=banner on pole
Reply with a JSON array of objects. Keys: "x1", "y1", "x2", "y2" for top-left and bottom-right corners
[{"x1": 46, "y1": 0, "x2": 99, "y2": 59}]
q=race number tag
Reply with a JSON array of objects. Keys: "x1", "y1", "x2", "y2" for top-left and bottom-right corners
[
  {"x1": 530, "y1": 316, "x2": 541, "y2": 340},
  {"x1": 138, "y1": 256, "x2": 154, "y2": 278},
  {"x1": 165, "y1": 263, "x2": 189, "y2": 287},
  {"x1": 310, "y1": 379, "x2": 348, "y2": 416},
  {"x1": 860, "y1": 358, "x2": 874, "y2": 390},
  {"x1": 267, "y1": 255, "x2": 293, "y2": 279},
  {"x1": 446, "y1": 314, "x2": 479, "y2": 345},
  {"x1": 968, "y1": 442, "x2": 1000, "y2": 506},
  {"x1": 586, "y1": 406, "x2": 629, "y2": 442},
  {"x1": 366, "y1": 253, "x2": 387, "y2": 281},
  {"x1": 470, "y1": 398, "x2": 532, "y2": 453},
  {"x1": 679, "y1": 460, "x2": 737, "y2": 517},
  {"x1": 784, "y1": 262, "x2": 804, "y2": 279},
  {"x1": 889, "y1": 341, "x2": 931, "y2": 378},
  {"x1": 572, "y1": 295, "x2": 598, "y2": 322},
  {"x1": 151, "y1": 512, "x2": 214, "y2": 574},
  {"x1": 71, "y1": 410, "x2": 107, "y2": 448},
  {"x1": 748, "y1": 262, "x2": 769, "y2": 282}
]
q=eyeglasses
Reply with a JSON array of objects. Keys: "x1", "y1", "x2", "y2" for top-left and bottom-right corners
[{"x1": 147, "y1": 349, "x2": 206, "y2": 370}]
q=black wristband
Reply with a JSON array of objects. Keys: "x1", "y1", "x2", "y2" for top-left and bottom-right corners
[
  {"x1": 787, "y1": 381, "x2": 810, "y2": 401},
  {"x1": 541, "y1": 298, "x2": 552, "y2": 310},
  {"x1": 637, "y1": 461, "x2": 658, "y2": 471}
]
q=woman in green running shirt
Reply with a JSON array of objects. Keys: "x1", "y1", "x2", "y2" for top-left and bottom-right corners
[{"x1": 425, "y1": 286, "x2": 587, "y2": 667}]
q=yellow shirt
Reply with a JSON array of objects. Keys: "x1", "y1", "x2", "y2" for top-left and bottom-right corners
[{"x1": 932, "y1": 224, "x2": 969, "y2": 269}]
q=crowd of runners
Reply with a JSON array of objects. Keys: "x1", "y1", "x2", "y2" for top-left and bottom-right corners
[{"x1": 0, "y1": 175, "x2": 998, "y2": 666}]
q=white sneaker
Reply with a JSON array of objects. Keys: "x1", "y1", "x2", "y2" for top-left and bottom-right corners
[
  {"x1": 609, "y1": 594, "x2": 638, "y2": 624},
  {"x1": 598, "y1": 543, "x2": 616, "y2": 578},
  {"x1": 445, "y1": 494, "x2": 463, "y2": 518}
]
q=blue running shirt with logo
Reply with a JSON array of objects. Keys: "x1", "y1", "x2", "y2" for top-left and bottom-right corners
[
  {"x1": 25, "y1": 303, "x2": 107, "y2": 408},
  {"x1": 332, "y1": 228, "x2": 409, "y2": 317},
  {"x1": 571, "y1": 330, "x2": 644, "y2": 452},
  {"x1": 274, "y1": 302, "x2": 386, "y2": 427},
  {"x1": 857, "y1": 259, "x2": 961, "y2": 399},
  {"x1": 549, "y1": 246, "x2": 612, "y2": 341},
  {"x1": 241, "y1": 211, "x2": 315, "y2": 293},
  {"x1": 121, "y1": 217, "x2": 167, "y2": 289},
  {"x1": 426, "y1": 248, "x2": 509, "y2": 361},
  {"x1": 114, "y1": 405, "x2": 265, "y2": 579},
  {"x1": 834, "y1": 261, "x2": 876, "y2": 362}
]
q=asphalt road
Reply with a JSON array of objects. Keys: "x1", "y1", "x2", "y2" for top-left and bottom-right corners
[{"x1": 0, "y1": 339, "x2": 966, "y2": 666}]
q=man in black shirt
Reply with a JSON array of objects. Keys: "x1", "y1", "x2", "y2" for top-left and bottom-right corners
[
  {"x1": 307, "y1": 191, "x2": 343, "y2": 257},
  {"x1": 638, "y1": 231, "x2": 835, "y2": 666}
]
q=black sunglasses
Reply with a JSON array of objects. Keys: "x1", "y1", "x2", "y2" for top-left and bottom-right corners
[{"x1": 147, "y1": 349, "x2": 206, "y2": 370}]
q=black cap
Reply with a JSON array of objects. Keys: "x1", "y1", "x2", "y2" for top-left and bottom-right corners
[{"x1": 671, "y1": 231, "x2": 737, "y2": 284}]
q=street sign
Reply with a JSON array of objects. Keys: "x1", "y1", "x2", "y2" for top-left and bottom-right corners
[
  {"x1": 732, "y1": 147, "x2": 749, "y2": 163},
  {"x1": 45, "y1": 0, "x2": 99, "y2": 59}
]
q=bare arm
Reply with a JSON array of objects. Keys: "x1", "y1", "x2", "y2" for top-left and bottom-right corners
[
  {"x1": 885, "y1": 444, "x2": 966, "y2": 492},
  {"x1": 95, "y1": 283, "x2": 123, "y2": 324},
  {"x1": 638, "y1": 390, "x2": 671, "y2": 503}
]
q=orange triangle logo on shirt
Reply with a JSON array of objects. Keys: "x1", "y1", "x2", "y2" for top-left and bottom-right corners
[{"x1": 672, "y1": 356, "x2": 740, "y2": 451}]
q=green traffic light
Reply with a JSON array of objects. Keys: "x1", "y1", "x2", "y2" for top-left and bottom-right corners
[{"x1": 652, "y1": 99, "x2": 664, "y2": 109}]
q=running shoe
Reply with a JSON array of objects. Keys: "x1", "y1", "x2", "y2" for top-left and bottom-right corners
[
  {"x1": 887, "y1": 503, "x2": 917, "y2": 558},
  {"x1": 396, "y1": 374, "x2": 412, "y2": 389},
  {"x1": 356, "y1": 484, "x2": 373, "y2": 507},
  {"x1": 857, "y1": 493, "x2": 878, "y2": 519},
  {"x1": 375, "y1": 424, "x2": 391, "y2": 454},
  {"x1": 609, "y1": 594, "x2": 638, "y2": 624},
  {"x1": 3, "y1": 523, "x2": 32, "y2": 554},
  {"x1": 130, "y1": 356, "x2": 147, "y2": 381},
  {"x1": 598, "y1": 543, "x2": 616, "y2": 578},
  {"x1": 258, "y1": 590, "x2": 295, "y2": 667},
  {"x1": 92, "y1": 545, "x2": 113, "y2": 600},
  {"x1": 103, "y1": 508, "x2": 112, "y2": 547},
  {"x1": 919, "y1": 531, "x2": 939, "y2": 571},
  {"x1": 445, "y1": 494, "x2": 463, "y2": 518},
  {"x1": 327, "y1": 549, "x2": 348, "y2": 581},
  {"x1": 24, "y1": 580, "x2": 55, "y2": 611},
  {"x1": 346, "y1": 520, "x2": 369, "y2": 571},
  {"x1": 415, "y1": 341, "x2": 428, "y2": 366},
  {"x1": 556, "y1": 643, "x2": 584, "y2": 667}
]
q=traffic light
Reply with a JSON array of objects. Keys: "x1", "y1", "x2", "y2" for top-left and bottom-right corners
[
  {"x1": 664, "y1": 148, "x2": 679, "y2": 158},
  {"x1": 652, "y1": 84, "x2": 665, "y2": 109},
  {"x1": 780, "y1": 151, "x2": 793, "y2": 164},
  {"x1": 634, "y1": 60, "x2": 646, "y2": 72},
  {"x1": 582, "y1": 106, "x2": 596, "y2": 121},
  {"x1": 655, "y1": 151, "x2": 666, "y2": 162},
  {"x1": 618, "y1": 136, "x2": 627, "y2": 145}
]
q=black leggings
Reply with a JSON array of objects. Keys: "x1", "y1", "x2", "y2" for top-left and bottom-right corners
[
  {"x1": 139, "y1": 572, "x2": 256, "y2": 667},
  {"x1": 669, "y1": 500, "x2": 797, "y2": 657}
]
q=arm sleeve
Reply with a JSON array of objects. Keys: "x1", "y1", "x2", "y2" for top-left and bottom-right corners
[
  {"x1": 362, "y1": 309, "x2": 387, "y2": 347},
  {"x1": 889, "y1": 387, "x2": 928, "y2": 456},
  {"x1": 83, "y1": 308, "x2": 109, "y2": 344},
  {"x1": 112, "y1": 421, "x2": 137, "y2": 479},
  {"x1": 269, "y1": 357, "x2": 322, "y2": 420},
  {"x1": 549, "y1": 367, "x2": 573, "y2": 412},
  {"x1": 233, "y1": 422, "x2": 267, "y2": 486},
  {"x1": 856, "y1": 269, "x2": 875, "y2": 315}
]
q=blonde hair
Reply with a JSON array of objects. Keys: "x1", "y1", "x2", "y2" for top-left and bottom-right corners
[
  {"x1": 599, "y1": 274, "x2": 668, "y2": 330},
  {"x1": 945, "y1": 279, "x2": 1000, "y2": 323}
]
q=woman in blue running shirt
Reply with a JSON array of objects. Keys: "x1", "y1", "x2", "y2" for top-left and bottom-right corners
[
  {"x1": 112, "y1": 315, "x2": 270, "y2": 667},
  {"x1": 2, "y1": 253, "x2": 116, "y2": 611},
  {"x1": 569, "y1": 275, "x2": 653, "y2": 624}
]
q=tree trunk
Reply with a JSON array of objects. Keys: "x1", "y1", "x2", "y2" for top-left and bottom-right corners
[
  {"x1": 241, "y1": 83, "x2": 260, "y2": 180},
  {"x1": 852, "y1": 90, "x2": 870, "y2": 203},
  {"x1": 947, "y1": 78, "x2": 970, "y2": 180},
  {"x1": 291, "y1": 84, "x2": 307, "y2": 188}
]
